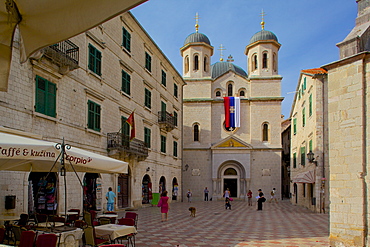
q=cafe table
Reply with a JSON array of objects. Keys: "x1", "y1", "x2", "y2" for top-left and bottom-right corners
[
  {"x1": 59, "y1": 212, "x2": 79, "y2": 216},
  {"x1": 0, "y1": 216, "x2": 19, "y2": 224},
  {"x1": 37, "y1": 227, "x2": 83, "y2": 247},
  {"x1": 37, "y1": 222, "x2": 65, "y2": 228},
  {"x1": 97, "y1": 214, "x2": 118, "y2": 218},
  {"x1": 95, "y1": 224, "x2": 137, "y2": 242}
]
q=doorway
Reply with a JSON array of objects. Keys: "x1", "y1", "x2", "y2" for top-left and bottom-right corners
[
  {"x1": 172, "y1": 177, "x2": 178, "y2": 201},
  {"x1": 223, "y1": 179, "x2": 237, "y2": 197},
  {"x1": 142, "y1": 175, "x2": 152, "y2": 204},
  {"x1": 118, "y1": 174, "x2": 129, "y2": 208},
  {"x1": 83, "y1": 173, "x2": 99, "y2": 211},
  {"x1": 159, "y1": 176, "x2": 166, "y2": 194},
  {"x1": 294, "y1": 183, "x2": 298, "y2": 204}
]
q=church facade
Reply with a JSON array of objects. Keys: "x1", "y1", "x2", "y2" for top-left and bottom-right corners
[{"x1": 181, "y1": 22, "x2": 283, "y2": 200}]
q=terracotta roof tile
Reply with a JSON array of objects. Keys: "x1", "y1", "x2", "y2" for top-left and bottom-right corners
[{"x1": 301, "y1": 68, "x2": 327, "y2": 75}]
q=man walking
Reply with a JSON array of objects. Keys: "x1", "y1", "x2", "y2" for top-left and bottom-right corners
[{"x1": 106, "y1": 187, "x2": 116, "y2": 211}]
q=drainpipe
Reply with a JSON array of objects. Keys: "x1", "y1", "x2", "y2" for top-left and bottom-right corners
[{"x1": 361, "y1": 56, "x2": 368, "y2": 245}]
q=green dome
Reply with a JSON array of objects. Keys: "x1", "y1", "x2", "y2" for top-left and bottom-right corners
[
  {"x1": 184, "y1": 32, "x2": 211, "y2": 46},
  {"x1": 211, "y1": 62, "x2": 247, "y2": 79},
  {"x1": 249, "y1": 30, "x2": 278, "y2": 44}
]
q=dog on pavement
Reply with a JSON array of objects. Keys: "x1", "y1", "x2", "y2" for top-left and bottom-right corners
[{"x1": 189, "y1": 207, "x2": 196, "y2": 217}]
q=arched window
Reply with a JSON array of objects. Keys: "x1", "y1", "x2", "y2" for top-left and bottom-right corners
[
  {"x1": 239, "y1": 90, "x2": 245, "y2": 97},
  {"x1": 262, "y1": 123, "x2": 269, "y2": 141},
  {"x1": 194, "y1": 124, "x2": 199, "y2": 141},
  {"x1": 204, "y1": 56, "x2": 208, "y2": 72},
  {"x1": 253, "y1": 54, "x2": 258, "y2": 70},
  {"x1": 224, "y1": 168, "x2": 237, "y2": 175},
  {"x1": 262, "y1": 53, "x2": 268, "y2": 68},
  {"x1": 216, "y1": 91, "x2": 221, "y2": 97},
  {"x1": 194, "y1": 55, "x2": 199, "y2": 71},
  {"x1": 185, "y1": 56, "x2": 189, "y2": 73},
  {"x1": 227, "y1": 84, "x2": 233, "y2": 96}
]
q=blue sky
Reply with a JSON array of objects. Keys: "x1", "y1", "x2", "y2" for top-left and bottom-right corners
[{"x1": 131, "y1": 0, "x2": 357, "y2": 118}]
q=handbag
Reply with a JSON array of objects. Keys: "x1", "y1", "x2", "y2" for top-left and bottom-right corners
[{"x1": 229, "y1": 198, "x2": 233, "y2": 201}]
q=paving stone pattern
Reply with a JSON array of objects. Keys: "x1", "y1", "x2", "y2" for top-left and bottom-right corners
[{"x1": 119, "y1": 199, "x2": 329, "y2": 247}]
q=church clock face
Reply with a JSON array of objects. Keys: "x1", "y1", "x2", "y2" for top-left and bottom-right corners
[{"x1": 223, "y1": 121, "x2": 237, "y2": 132}]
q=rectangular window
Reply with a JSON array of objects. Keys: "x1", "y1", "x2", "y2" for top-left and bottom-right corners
[
  {"x1": 88, "y1": 44, "x2": 102, "y2": 76},
  {"x1": 88, "y1": 100, "x2": 101, "y2": 131},
  {"x1": 293, "y1": 153, "x2": 297, "y2": 168},
  {"x1": 161, "y1": 70, "x2": 166, "y2": 87},
  {"x1": 298, "y1": 89, "x2": 301, "y2": 100},
  {"x1": 309, "y1": 94, "x2": 313, "y2": 116},
  {"x1": 145, "y1": 52, "x2": 152, "y2": 72},
  {"x1": 122, "y1": 27, "x2": 131, "y2": 52},
  {"x1": 173, "y1": 141, "x2": 178, "y2": 157},
  {"x1": 309, "y1": 139, "x2": 313, "y2": 152},
  {"x1": 173, "y1": 111, "x2": 178, "y2": 126},
  {"x1": 121, "y1": 70, "x2": 131, "y2": 95},
  {"x1": 144, "y1": 127, "x2": 151, "y2": 148},
  {"x1": 293, "y1": 118, "x2": 297, "y2": 135},
  {"x1": 303, "y1": 77, "x2": 307, "y2": 91},
  {"x1": 301, "y1": 146, "x2": 306, "y2": 166},
  {"x1": 161, "y1": 135, "x2": 166, "y2": 153},
  {"x1": 174, "y1": 83, "x2": 178, "y2": 98},
  {"x1": 302, "y1": 108, "x2": 306, "y2": 127},
  {"x1": 35, "y1": 75, "x2": 56, "y2": 117},
  {"x1": 144, "y1": 88, "x2": 151, "y2": 108}
]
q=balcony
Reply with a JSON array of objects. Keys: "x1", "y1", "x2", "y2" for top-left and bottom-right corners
[
  {"x1": 42, "y1": 40, "x2": 79, "y2": 74},
  {"x1": 107, "y1": 132, "x2": 148, "y2": 160},
  {"x1": 158, "y1": 111, "x2": 175, "y2": 131}
]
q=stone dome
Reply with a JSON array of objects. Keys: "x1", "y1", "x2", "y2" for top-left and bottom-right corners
[
  {"x1": 211, "y1": 62, "x2": 247, "y2": 79},
  {"x1": 249, "y1": 30, "x2": 278, "y2": 44},
  {"x1": 184, "y1": 32, "x2": 211, "y2": 46}
]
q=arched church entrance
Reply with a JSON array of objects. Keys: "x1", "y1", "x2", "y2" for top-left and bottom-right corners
[
  {"x1": 159, "y1": 176, "x2": 166, "y2": 194},
  {"x1": 222, "y1": 168, "x2": 238, "y2": 197}
]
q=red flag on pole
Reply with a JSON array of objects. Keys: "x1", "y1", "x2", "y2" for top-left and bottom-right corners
[{"x1": 126, "y1": 111, "x2": 135, "y2": 140}]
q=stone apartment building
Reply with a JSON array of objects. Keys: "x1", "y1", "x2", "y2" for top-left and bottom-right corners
[
  {"x1": 0, "y1": 11, "x2": 185, "y2": 217},
  {"x1": 289, "y1": 68, "x2": 329, "y2": 213},
  {"x1": 181, "y1": 20, "x2": 283, "y2": 201},
  {"x1": 323, "y1": 0, "x2": 370, "y2": 245}
]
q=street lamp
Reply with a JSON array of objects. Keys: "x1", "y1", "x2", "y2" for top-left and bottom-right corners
[{"x1": 307, "y1": 151, "x2": 317, "y2": 165}]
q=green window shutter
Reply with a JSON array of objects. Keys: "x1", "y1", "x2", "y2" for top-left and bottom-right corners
[
  {"x1": 174, "y1": 83, "x2": 178, "y2": 98},
  {"x1": 161, "y1": 101, "x2": 166, "y2": 121},
  {"x1": 309, "y1": 140, "x2": 313, "y2": 152},
  {"x1": 88, "y1": 44, "x2": 102, "y2": 76},
  {"x1": 161, "y1": 135, "x2": 166, "y2": 153},
  {"x1": 161, "y1": 70, "x2": 166, "y2": 86},
  {"x1": 174, "y1": 111, "x2": 178, "y2": 126},
  {"x1": 122, "y1": 27, "x2": 131, "y2": 52},
  {"x1": 293, "y1": 118, "x2": 297, "y2": 135},
  {"x1": 302, "y1": 108, "x2": 306, "y2": 127},
  {"x1": 144, "y1": 127, "x2": 151, "y2": 148},
  {"x1": 301, "y1": 146, "x2": 306, "y2": 166},
  {"x1": 122, "y1": 70, "x2": 131, "y2": 95},
  {"x1": 144, "y1": 88, "x2": 151, "y2": 108},
  {"x1": 145, "y1": 52, "x2": 151, "y2": 72},
  {"x1": 293, "y1": 153, "x2": 297, "y2": 168},
  {"x1": 303, "y1": 77, "x2": 307, "y2": 91},
  {"x1": 173, "y1": 141, "x2": 178, "y2": 157},
  {"x1": 88, "y1": 100, "x2": 101, "y2": 131},
  {"x1": 309, "y1": 94, "x2": 313, "y2": 116},
  {"x1": 35, "y1": 76, "x2": 56, "y2": 117}
]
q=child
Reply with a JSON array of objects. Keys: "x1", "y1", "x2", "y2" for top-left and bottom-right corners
[{"x1": 225, "y1": 197, "x2": 231, "y2": 210}]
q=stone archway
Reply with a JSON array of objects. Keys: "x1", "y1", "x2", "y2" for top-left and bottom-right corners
[{"x1": 216, "y1": 161, "x2": 246, "y2": 199}]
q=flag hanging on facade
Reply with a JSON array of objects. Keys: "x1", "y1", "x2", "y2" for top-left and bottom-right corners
[
  {"x1": 126, "y1": 111, "x2": 135, "y2": 140},
  {"x1": 224, "y1": 97, "x2": 240, "y2": 128}
]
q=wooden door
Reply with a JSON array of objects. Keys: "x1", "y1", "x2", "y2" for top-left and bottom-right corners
[{"x1": 118, "y1": 174, "x2": 129, "y2": 208}]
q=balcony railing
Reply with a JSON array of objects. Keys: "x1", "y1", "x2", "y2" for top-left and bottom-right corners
[
  {"x1": 107, "y1": 132, "x2": 148, "y2": 159},
  {"x1": 158, "y1": 111, "x2": 175, "y2": 131},
  {"x1": 42, "y1": 40, "x2": 79, "y2": 73}
]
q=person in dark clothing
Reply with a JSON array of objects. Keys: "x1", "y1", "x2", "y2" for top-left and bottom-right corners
[
  {"x1": 225, "y1": 197, "x2": 231, "y2": 210},
  {"x1": 257, "y1": 189, "x2": 265, "y2": 211}
]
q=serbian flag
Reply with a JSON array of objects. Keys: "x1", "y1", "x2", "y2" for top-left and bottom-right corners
[
  {"x1": 126, "y1": 111, "x2": 135, "y2": 140},
  {"x1": 224, "y1": 97, "x2": 240, "y2": 128}
]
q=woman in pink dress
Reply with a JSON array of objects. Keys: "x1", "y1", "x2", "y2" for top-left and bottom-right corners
[{"x1": 157, "y1": 190, "x2": 170, "y2": 222}]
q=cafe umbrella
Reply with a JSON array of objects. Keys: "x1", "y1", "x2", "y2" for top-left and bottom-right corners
[
  {"x1": 0, "y1": 132, "x2": 128, "y2": 223},
  {"x1": 0, "y1": 0, "x2": 148, "y2": 91}
]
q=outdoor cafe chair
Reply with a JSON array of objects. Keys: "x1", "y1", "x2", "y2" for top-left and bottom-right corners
[
  {"x1": 117, "y1": 218, "x2": 135, "y2": 246},
  {"x1": 67, "y1": 209, "x2": 80, "y2": 225},
  {"x1": 99, "y1": 217, "x2": 111, "y2": 225},
  {"x1": 124, "y1": 212, "x2": 138, "y2": 229},
  {"x1": 35, "y1": 233, "x2": 58, "y2": 247},
  {"x1": 83, "y1": 226, "x2": 111, "y2": 247},
  {"x1": 84, "y1": 210, "x2": 99, "y2": 226},
  {"x1": 0, "y1": 227, "x2": 5, "y2": 244},
  {"x1": 74, "y1": 220, "x2": 88, "y2": 229},
  {"x1": 18, "y1": 230, "x2": 36, "y2": 247},
  {"x1": 35, "y1": 213, "x2": 47, "y2": 225},
  {"x1": 12, "y1": 225, "x2": 27, "y2": 245}
]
